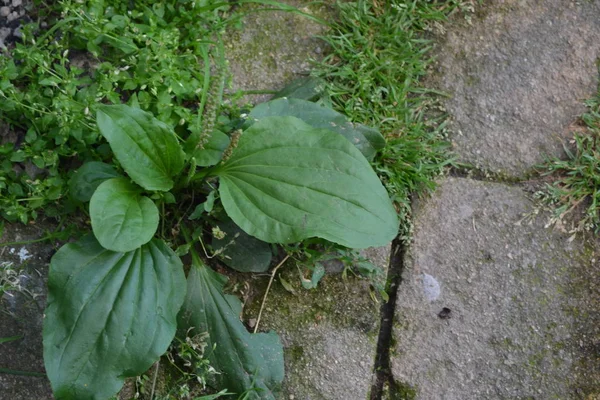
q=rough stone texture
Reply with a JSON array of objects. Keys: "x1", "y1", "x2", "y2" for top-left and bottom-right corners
[
  {"x1": 0, "y1": 0, "x2": 27, "y2": 49},
  {"x1": 244, "y1": 246, "x2": 390, "y2": 400},
  {"x1": 0, "y1": 222, "x2": 56, "y2": 399},
  {"x1": 223, "y1": 0, "x2": 331, "y2": 105},
  {"x1": 391, "y1": 178, "x2": 599, "y2": 399},
  {"x1": 437, "y1": 0, "x2": 600, "y2": 176}
]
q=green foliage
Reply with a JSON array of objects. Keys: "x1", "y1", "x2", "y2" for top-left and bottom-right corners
[
  {"x1": 96, "y1": 105, "x2": 185, "y2": 191},
  {"x1": 194, "y1": 130, "x2": 231, "y2": 167},
  {"x1": 272, "y1": 76, "x2": 326, "y2": 102},
  {"x1": 0, "y1": 0, "x2": 224, "y2": 222},
  {"x1": 89, "y1": 177, "x2": 159, "y2": 252},
  {"x1": 312, "y1": 0, "x2": 457, "y2": 238},
  {"x1": 41, "y1": 94, "x2": 396, "y2": 398},
  {"x1": 178, "y1": 256, "x2": 284, "y2": 400},
  {"x1": 247, "y1": 97, "x2": 385, "y2": 160},
  {"x1": 216, "y1": 116, "x2": 398, "y2": 248},
  {"x1": 212, "y1": 220, "x2": 273, "y2": 273},
  {"x1": 68, "y1": 161, "x2": 121, "y2": 202},
  {"x1": 538, "y1": 88, "x2": 600, "y2": 232},
  {"x1": 43, "y1": 235, "x2": 186, "y2": 400}
]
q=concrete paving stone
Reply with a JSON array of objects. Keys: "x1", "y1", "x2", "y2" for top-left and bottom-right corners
[
  {"x1": 436, "y1": 0, "x2": 600, "y2": 176},
  {"x1": 391, "y1": 177, "x2": 599, "y2": 399},
  {"x1": 222, "y1": 0, "x2": 332, "y2": 105}
]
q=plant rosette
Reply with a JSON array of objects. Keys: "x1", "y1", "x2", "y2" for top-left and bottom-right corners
[{"x1": 43, "y1": 93, "x2": 398, "y2": 399}]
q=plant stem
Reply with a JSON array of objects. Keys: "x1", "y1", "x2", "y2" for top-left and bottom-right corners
[
  {"x1": 150, "y1": 361, "x2": 160, "y2": 400},
  {"x1": 254, "y1": 254, "x2": 290, "y2": 333}
]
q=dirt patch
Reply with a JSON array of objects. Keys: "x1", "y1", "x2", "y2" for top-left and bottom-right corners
[{"x1": 0, "y1": 221, "x2": 58, "y2": 399}]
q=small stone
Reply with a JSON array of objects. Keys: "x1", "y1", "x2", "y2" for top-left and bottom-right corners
[
  {"x1": 7, "y1": 10, "x2": 17, "y2": 22},
  {"x1": 0, "y1": 6, "x2": 10, "y2": 17},
  {"x1": 12, "y1": 0, "x2": 21, "y2": 6},
  {"x1": 438, "y1": 307, "x2": 452, "y2": 319}
]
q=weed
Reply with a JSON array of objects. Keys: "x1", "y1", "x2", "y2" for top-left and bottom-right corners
[
  {"x1": 0, "y1": 0, "x2": 227, "y2": 223},
  {"x1": 312, "y1": 0, "x2": 465, "y2": 240},
  {"x1": 537, "y1": 83, "x2": 600, "y2": 233}
]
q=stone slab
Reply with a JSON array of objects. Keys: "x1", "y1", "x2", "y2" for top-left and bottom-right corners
[
  {"x1": 391, "y1": 177, "x2": 599, "y2": 399},
  {"x1": 223, "y1": 0, "x2": 331, "y2": 105},
  {"x1": 437, "y1": 0, "x2": 600, "y2": 176}
]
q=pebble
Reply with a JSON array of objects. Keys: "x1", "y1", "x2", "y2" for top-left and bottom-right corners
[
  {"x1": 7, "y1": 10, "x2": 17, "y2": 22},
  {"x1": 12, "y1": 0, "x2": 21, "y2": 6},
  {"x1": 0, "y1": 6, "x2": 9, "y2": 17}
]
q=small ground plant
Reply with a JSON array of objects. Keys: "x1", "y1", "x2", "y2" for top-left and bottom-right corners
[
  {"x1": 538, "y1": 79, "x2": 600, "y2": 233},
  {"x1": 42, "y1": 79, "x2": 397, "y2": 400}
]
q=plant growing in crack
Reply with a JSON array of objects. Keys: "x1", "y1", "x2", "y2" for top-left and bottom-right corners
[{"x1": 42, "y1": 79, "x2": 399, "y2": 399}]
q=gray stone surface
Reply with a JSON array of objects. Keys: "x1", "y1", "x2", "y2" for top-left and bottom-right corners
[
  {"x1": 391, "y1": 178, "x2": 599, "y2": 399},
  {"x1": 0, "y1": 222, "x2": 55, "y2": 399},
  {"x1": 244, "y1": 246, "x2": 390, "y2": 400},
  {"x1": 437, "y1": 0, "x2": 600, "y2": 176},
  {"x1": 223, "y1": 1, "x2": 331, "y2": 105}
]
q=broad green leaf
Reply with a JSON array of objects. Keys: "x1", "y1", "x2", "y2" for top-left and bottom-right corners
[
  {"x1": 212, "y1": 220, "x2": 272, "y2": 273},
  {"x1": 272, "y1": 77, "x2": 326, "y2": 102},
  {"x1": 90, "y1": 178, "x2": 159, "y2": 252},
  {"x1": 96, "y1": 105, "x2": 185, "y2": 191},
  {"x1": 216, "y1": 116, "x2": 398, "y2": 249},
  {"x1": 248, "y1": 98, "x2": 385, "y2": 160},
  {"x1": 178, "y1": 258, "x2": 284, "y2": 399},
  {"x1": 193, "y1": 130, "x2": 230, "y2": 167},
  {"x1": 43, "y1": 235, "x2": 186, "y2": 400},
  {"x1": 69, "y1": 161, "x2": 121, "y2": 202}
]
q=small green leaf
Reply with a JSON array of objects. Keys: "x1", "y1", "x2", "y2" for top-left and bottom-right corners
[
  {"x1": 69, "y1": 161, "x2": 121, "y2": 202},
  {"x1": 175, "y1": 243, "x2": 191, "y2": 256},
  {"x1": 0, "y1": 335, "x2": 22, "y2": 344},
  {"x1": 216, "y1": 116, "x2": 398, "y2": 249},
  {"x1": 212, "y1": 220, "x2": 272, "y2": 273},
  {"x1": 90, "y1": 178, "x2": 159, "y2": 252},
  {"x1": 248, "y1": 98, "x2": 385, "y2": 160},
  {"x1": 193, "y1": 130, "x2": 230, "y2": 167},
  {"x1": 178, "y1": 258, "x2": 284, "y2": 399},
  {"x1": 300, "y1": 263, "x2": 325, "y2": 290},
  {"x1": 278, "y1": 276, "x2": 296, "y2": 294},
  {"x1": 43, "y1": 235, "x2": 186, "y2": 400},
  {"x1": 96, "y1": 105, "x2": 185, "y2": 191},
  {"x1": 273, "y1": 77, "x2": 326, "y2": 102},
  {"x1": 188, "y1": 191, "x2": 216, "y2": 220}
]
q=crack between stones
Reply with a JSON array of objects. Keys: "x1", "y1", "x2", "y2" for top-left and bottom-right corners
[
  {"x1": 369, "y1": 236, "x2": 407, "y2": 400},
  {"x1": 448, "y1": 165, "x2": 529, "y2": 184}
]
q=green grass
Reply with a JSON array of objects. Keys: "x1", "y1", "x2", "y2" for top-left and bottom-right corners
[
  {"x1": 312, "y1": 0, "x2": 470, "y2": 238},
  {"x1": 537, "y1": 82, "x2": 600, "y2": 233}
]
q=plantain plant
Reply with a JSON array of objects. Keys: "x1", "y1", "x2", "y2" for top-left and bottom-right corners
[{"x1": 42, "y1": 89, "x2": 398, "y2": 399}]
